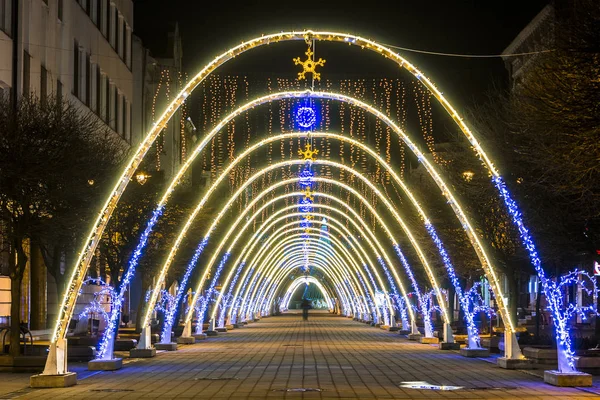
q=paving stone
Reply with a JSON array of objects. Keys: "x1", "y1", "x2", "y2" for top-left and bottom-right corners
[{"x1": 2, "y1": 312, "x2": 599, "y2": 398}]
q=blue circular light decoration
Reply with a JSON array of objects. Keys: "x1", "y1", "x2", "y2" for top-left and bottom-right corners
[{"x1": 296, "y1": 107, "x2": 316, "y2": 128}]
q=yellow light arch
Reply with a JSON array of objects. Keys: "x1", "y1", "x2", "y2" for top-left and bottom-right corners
[
  {"x1": 47, "y1": 31, "x2": 530, "y2": 375},
  {"x1": 281, "y1": 276, "x2": 335, "y2": 312}
]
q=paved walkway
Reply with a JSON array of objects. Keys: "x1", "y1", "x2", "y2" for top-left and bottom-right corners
[{"x1": 2, "y1": 312, "x2": 600, "y2": 399}]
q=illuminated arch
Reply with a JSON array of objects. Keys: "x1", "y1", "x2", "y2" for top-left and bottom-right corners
[
  {"x1": 239, "y1": 240, "x2": 372, "y2": 321},
  {"x1": 241, "y1": 236, "x2": 386, "y2": 323},
  {"x1": 280, "y1": 276, "x2": 335, "y2": 312},
  {"x1": 230, "y1": 251, "x2": 352, "y2": 319},
  {"x1": 47, "y1": 31, "x2": 539, "y2": 374},
  {"x1": 273, "y1": 264, "x2": 341, "y2": 314},
  {"x1": 101, "y1": 99, "x2": 489, "y2": 359},
  {"x1": 245, "y1": 249, "x2": 355, "y2": 318},
  {"x1": 244, "y1": 246, "x2": 364, "y2": 318},
  {"x1": 205, "y1": 196, "x2": 414, "y2": 324},
  {"x1": 271, "y1": 257, "x2": 355, "y2": 315},
  {"x1": 233, "y1": 221, "x2": 390, "y2": 325},
  {"x1": 138, "y1": 126, "x2": 446, "y2": 332},
  {"x1": 104, "y1": 118, "x2": 472, "y2": 357},
  {"x1": 266, "y1": 258, "x2": 348, "y2": 314},
  {"x1": 163, "y1": 156, "x2": 448, "y2": 329},
  {"x1": 227, "y1": 249, "x2": 362, "y2": 322}
]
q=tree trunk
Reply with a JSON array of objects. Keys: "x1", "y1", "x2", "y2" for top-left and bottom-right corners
[
  {"x1": 9, "y1": 237, "x2": 27, "y2": 358},
  {"x1": 506, "y1": 264, "x2": 518, "y2": 330},
  {"x1": 9, "y1": 276, "x2": 21, "y2": 357},
  {"x1": 135, "y1": 277, "x2": 151, "y2": 333},
  {"x1": 447, "y1": 283, "x2": 455, "y2": 323}
]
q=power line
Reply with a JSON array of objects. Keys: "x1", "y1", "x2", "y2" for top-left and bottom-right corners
[{"x1": 379, "y1": 42, "x2": 556, "y2": 58}]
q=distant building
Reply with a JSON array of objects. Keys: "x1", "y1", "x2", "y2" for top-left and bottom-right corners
[
  {"x1": 501, "y1": 5, "x2": 554, "y2": 89},
  {"x1": 132, "y1": 22, "x2": 190, "y2": 181}
]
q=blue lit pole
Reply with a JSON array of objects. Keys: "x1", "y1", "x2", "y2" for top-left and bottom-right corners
[
  {"x1": 393, "y1": 244, "x2": 434, "y2": 337},
  {"x1": 240, "y1": 271, "x2": 263, "y2": 320},
  {"x1": 251, "y1": 276, "x2": 272, "y2": 317},
  {"x1": 424, "y1": 222, "x2": 481, "y2": 348},
  {"x1": 231, "y1": 265, "x2": 254, "y2": 323},
  {"x1": 218, "y1": 261, "x2": 246, "y2": 327},
  {"x1": 356, "y1": 270, "x2": 379, "y2": 323},
  {"x1": 160, "y1": 236, "x2": 210, "y2": 343},
  {"x1": 362, "y1": 264, "x2": 389, "y2": 326},
  {"x1": 377, "y1": 257, "x2": 408, "y2": 329},
  {"x1": 97, "y1": 206, "x2": 165, "y2": 360},
  {"x1": 195, "y1": 252, "x2": 230, "y2": 332}
]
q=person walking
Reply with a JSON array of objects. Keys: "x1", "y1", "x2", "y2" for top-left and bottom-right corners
[{"x1": 301, "y1": 298, "x2": 312, "y2": 321}]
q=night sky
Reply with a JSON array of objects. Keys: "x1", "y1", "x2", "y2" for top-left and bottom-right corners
[{"x1": 133, "y1": 0, "x2": 549, "y2": 110}]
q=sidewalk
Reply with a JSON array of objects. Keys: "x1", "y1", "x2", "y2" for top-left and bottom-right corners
[{"x1": 1, "y1": 312, "x2": 599, "y2": 399}]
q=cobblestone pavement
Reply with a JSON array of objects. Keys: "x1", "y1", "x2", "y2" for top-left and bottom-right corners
[{"x1": 2, "y1": 312, "x2": 600, "y2": 399}]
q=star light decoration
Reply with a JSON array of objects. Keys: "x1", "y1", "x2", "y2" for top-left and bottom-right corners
[
  {"x1": 298, "y1": 139, "x2": 318, "y2": 273},
  {"x1": 293, "y1": 48, "x2": 326, "y2": 81},
  {"x1": 298, "y1": 143, "x2": 319, "y2": 162}
]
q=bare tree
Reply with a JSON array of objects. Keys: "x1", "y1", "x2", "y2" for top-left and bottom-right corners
[{"x1": 0, "y1": 95, "x2": 125, "y2": 357}]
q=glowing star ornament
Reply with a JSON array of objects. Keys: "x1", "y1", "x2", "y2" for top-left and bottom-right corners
[
  {"x1": 303, "y1": 187, "x2": 314, "y2": 202},
  {"x1": 299, "y1": 143, "x2": 319, "y2": 161},
  {"x1": 293, "y1": 48, "x2": 326, "y2": 81},
  {"x1": 296, "y1": 107, "x2": 317, "y2": 128}
]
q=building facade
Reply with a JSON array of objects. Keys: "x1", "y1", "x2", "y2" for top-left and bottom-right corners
[
  {"x1": 132, "y1": 23, "x2": 191, "y2": 181},
  {"x1": 0, "y1": 0, "x2": 133, "y2": 142},
  {"x1": 501, "y1": 5, "x2": 554, "y2": 89},
  {"x1": 0, "y1": 0, "x2": 134, "y2": 331}
]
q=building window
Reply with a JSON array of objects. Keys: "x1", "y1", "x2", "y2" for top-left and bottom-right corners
[
  {"x1": 95, "y1": 68, "x2": 101, "y2": 114},
  {"x1": 105, "y1": 0, "x2": 110, "y2": 39},
  {"x1": 23, "y1": 51, "x2": 30, "y2": 96},
  {"x1": 85, "y1": 54, "x2": 91, "y2": 106},
  {"x1": 40, "y1": 65, "x2": 47, "y2": 104},
  {"x1": 108, "y1": 83, "x2": 113, "y2": 129},
  {"x1": 57, "y1": 0, "x2": 63, "y2": 21},
  {"x1": 129, "y1": 102, "x2": 132, "y2": 144},
  {"x1": 115, "y1": 90, "x2": 120, "y2": 134},
  {"x1": 110, "y1": 84, "x2": 116, "y2": 130},
  {"x1": 114, "y1": 9, "x2": 119, "y2": 54},
  {"x1": 73, "y1": 40, "x2": 79, "y2": 97},
  {"x1": 122, "y1": 97, "x2": 128, "y2": 139},
  {"x1": 57, "y1": 79, "x2": 62, "y2": 100},
  {"x1": 104, "y1": 78, "x2": 110, "y2": 123},
  {"x1": 0, "y1": 80, "x2": 9, "y2": 101},
  {"x1": 96, "y1": 0, "x2": 102, "y2": 28},
  {"x1": 0, "y1": 0, "x2": 12, "y2": 36},
  {"x1": 121, "y1": 19, "x2": 126, "y2": 60},
  {"x1": 126, "y1": 26, "x2": 132, "y2": 68},
  {"x1": 79, "y1": 0, "x2": 90, "y2": 15}
]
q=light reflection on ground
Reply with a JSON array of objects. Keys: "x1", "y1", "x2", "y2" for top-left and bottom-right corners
[{"x1": 400, "y1": 381, "x2": 464, "y2": 391}]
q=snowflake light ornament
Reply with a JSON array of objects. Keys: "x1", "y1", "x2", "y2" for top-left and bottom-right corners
[
  {"x1": 299, "y1": 143, "x2": 319, "y2": 161},
  {"x1": 293, "y1": 48, "x2": 326, "y2": 81},
  {"x1": 303, "y1": 187, "x2": 314, "y2": 202}
]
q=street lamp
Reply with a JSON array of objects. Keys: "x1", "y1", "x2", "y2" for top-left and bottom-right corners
[
  {"x1": 462, "y1": 171, "x2": 474, "y2": 182},
  {"x1": 136, "y1": 172, "x2": 150, "y2": 185}
]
